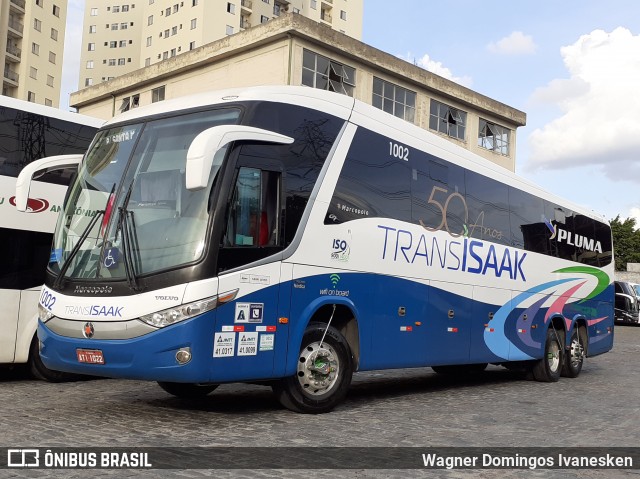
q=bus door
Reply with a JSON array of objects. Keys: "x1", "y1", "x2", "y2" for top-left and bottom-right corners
[{"x1": 214, "y1": 159, "x2": 286, "y2": 382}]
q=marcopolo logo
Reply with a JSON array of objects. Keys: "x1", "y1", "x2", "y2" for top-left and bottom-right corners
[
  {"x1": 8, "y1": 196, "x2": 49, "y2": 213},
  {"x1": 544, "y1": 218, "x2": 602, "y2": 253}
]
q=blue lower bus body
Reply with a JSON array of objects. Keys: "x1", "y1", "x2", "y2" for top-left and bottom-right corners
[{"x1": 37, "y1": 272, "x2": 615, "y2": 383}]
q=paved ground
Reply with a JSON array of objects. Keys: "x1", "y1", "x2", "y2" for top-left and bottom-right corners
[{"x1": 1, "y1": 326, "x2": 639, "y2": 478}]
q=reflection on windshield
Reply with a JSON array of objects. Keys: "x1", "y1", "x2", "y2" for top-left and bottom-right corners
[{"x1": 50, "y1": 108, "x2": 240, "y2": 281}]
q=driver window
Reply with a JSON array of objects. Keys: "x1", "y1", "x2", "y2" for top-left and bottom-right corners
[{"x1": 224, "y1": 167, "x2": 280, "y2": 247}]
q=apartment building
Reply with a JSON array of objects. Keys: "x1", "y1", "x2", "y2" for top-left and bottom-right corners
[
  {"x1": 71, "y1": 13, "x2": 525, "y2": 170},
  {"x1": 1, "y1": 0, "x2": 67, "y2": 107},
  {"x1": 80, "y1": 0, "x2": 363, "y2": 89}
]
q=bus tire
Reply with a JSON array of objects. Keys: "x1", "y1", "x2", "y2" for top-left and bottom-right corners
[
  {"x1": 532, "y1": 327, "x2": 564, "y2": 382},
  {"x1": 28, "y1": 336, "x2": 76, "y2": 383},
  {"x1": 561, "y1": 328, "x2": 586, "y2": 378},
  {"x1": 272, "y1": 323, "x2": 353, "y2": 414},
  {"x1": 157, "y1": 382, "x2": 218, "y2": 399}
]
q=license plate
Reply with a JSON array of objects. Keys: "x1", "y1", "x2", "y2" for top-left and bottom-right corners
[{"x1": 76, "y1": 349, "x2": 105, "y2": 365}]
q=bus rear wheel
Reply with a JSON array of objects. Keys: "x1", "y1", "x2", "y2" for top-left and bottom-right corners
[
  {"x1": 272, "y1": 323, "x2": 353, "y2": 414},
  {"x1": 532, "y1": 327, "x2": 564, "y2": 382},
  {"x1": 157, "y1": 382, "x2": 218, "y2": 399},
  {"x1": 561, "y1": 328, "x2": 586, "y2": 378}
]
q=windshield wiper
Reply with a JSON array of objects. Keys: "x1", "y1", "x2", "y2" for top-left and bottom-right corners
[
  {"x1": 53, "y1": 184, "x2": 116, "y2": 290},
  {"x1": 53, "y1": 210, "x2": 105, "y2": 290},
  {"x1": 116, "y1": 181, "x2": 141, "y2": 291}
]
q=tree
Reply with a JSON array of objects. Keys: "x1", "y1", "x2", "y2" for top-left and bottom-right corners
[{"x1": 610, "y1": 215, "x2": 640, "y2": 271}]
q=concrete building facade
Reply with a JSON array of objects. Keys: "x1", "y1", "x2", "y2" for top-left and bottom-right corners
[
  {"x1": 71, "y1": 14, "x2": 525, "y2": 171},
  {"x1": 79, "y1": 0, "x2": 363, "y2": 90},
  {"x1": 1, "y1": 0, "x2": 68, "y2": 107}
]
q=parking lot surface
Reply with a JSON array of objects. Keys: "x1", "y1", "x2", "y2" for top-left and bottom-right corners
[{"x1": 1, "y1": 326, "x2": 639, "y2": 478}]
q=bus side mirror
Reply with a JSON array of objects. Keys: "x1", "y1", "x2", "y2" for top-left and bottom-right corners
[
  {"x1": 185, "y1": 125, "x2": 293, "y2": 190},
  {"x1": 15, "y1": 154, "x2": 83, "y2": 212}
]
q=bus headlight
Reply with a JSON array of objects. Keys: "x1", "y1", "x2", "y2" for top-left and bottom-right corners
[
  {"x1": 140, "y1": 296, "x2": 217, "y2": 328},
  {"x1": 38, "y1": 303, "x2": 54, "y2": 322}
]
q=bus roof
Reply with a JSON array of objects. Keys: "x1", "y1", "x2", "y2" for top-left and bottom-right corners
[
  {"x1": 0, "y1": 96, "x2": 104, "y2": 128},
  {"x1": 102, "y1": 85, "x2": 607, "y2": 225}
]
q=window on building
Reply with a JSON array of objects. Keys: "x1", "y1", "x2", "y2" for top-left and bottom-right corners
[
  {"x1": 28, "y1": 91, "x2": 36, "y2": 102},
  {"x1": 162, "y1": 51, "x2": 168, "y2": 60},
  {"x1": 310, "y1": 0, "x2": 317, "y2": 9},
  {"x1": 149, "y1": 0, "x2": 154, "y2": 3},
  {"x1": 193, "y1": 0, "x2": 198, "y2": 5},
  {"x1": 45, "y1": 99, "x2": 52, "y2": 107},
  {"x1": 89, "y1": 25, "x2": 96, "y2": 33},
  {"x1": 172, "y1": 26, "x2": 177, "y2": 35},
  {"x1": 227, "y1": 2, "x2": 235, "y2": 13},
  {"x1": 109, "y1": 59, "x2": 116, "y2": 66},
  {"x1": 111, "y1": 23, "x2": 119, "y2": 30},
  {"x1": 119, "y1": 40, "x2": 127, "y2": 47},
  {"x1": 91, "y1": 8, "x2": 98, "y2": 15},
  {"x1": 166, "y1": 7, "x2": 171, "y2": 15},
  {"x1": 226, "y1": 25, "x2": 234, "y2": 35},
  {"x1": 145, "y1": 57, "x2": 151, "y2": 66},
  {"x1": 122, "y1": 5, "x2": 129, "y2": 12},
  {"x1": 429, "y1": 99, "x2": 467, "y2": 141},
  {"x1": 29, "y1": 67, "x2": 37, "y2": 79},
  {"x1": 189, "y1": 41, "x2": 196, "y2": 50},
  {"x1": 88, "y1": 42, "x2": 95, "y2": 51},
  {"x1": 113, "y1": 6, "x2": 120, "y2": 12},
  {"x1": 170, "y1": 48, "x2": 176, "y2": 57},
  {"x1": 372, "y1": 77, "x2": 416, "y2": 123},
  {"x1": 121, "y1": 22, "x2": 128, "y2": 29},
  {"x1": 293, "y1": 7, "x2": 300, "y2": 13},
  {"x1": 190, "y1": 18, "x2": 197, "y2": 29},
  {"x1": 52, "y1": 4, "x2": 60, "y2": 17},
  {"x1": 301, "y1": 49, "x2": 356, "y2": 97},
  {"x1": 478, "y1": 119, "x2": 510, "y2": 155},
  {"x1": 260, "y1": 15, "x2": 268, "y2": 23},
  {"x1": 118, "y1": 58, "x2": 126, "y2": 65},
  {"x1": 152, "y1": 85, "x2": 165, "y2": 103},
  {"x1": 46, "y1": 74, "x2": 54, "y2": 87},
  {"x1": 148, "y1": 15, "x2": 154, "y2": 25},
  {"x1": 173, "y1": 4, "x2": 179, "y2": 12},
  {"x1": 34, "y1": 18, "x2": 42, "y2": 31},
  {"x1": 164, "y1": 29, "x2": 170, "y2": 38},
  {"x1": 86, "y1": 60, "x2": 94, "y2": 69},
  {"x1": 32, "y1": 43, "x2": 40, "y2": 55},
  {"x1": 36, "y1": 0, "x2": 43, "y2": 7},
  {"x1": 340, "y1": 10, "x2": 347, "y2": 20},
  {"x1": 146, "y1": 36, "x2": 152, "y2": 46},
  {"x1": 110, "y1": 41, "x2": 117, "y2": 48},
  {"x1": 51, "y1": 28, "x2": 58, "y2": 40}
]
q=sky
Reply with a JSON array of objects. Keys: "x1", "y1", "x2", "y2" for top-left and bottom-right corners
[{"x1": 60, "y1": 0, "x2": 640, "y2": 224}]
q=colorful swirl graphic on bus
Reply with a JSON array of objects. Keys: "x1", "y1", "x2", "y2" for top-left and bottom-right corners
[
  {"x1": 484, "y1": 266, "x2": 610, "y2": 360},
  {"x1": 9, "y1": 196, "x2": 49, "y2": 213}
]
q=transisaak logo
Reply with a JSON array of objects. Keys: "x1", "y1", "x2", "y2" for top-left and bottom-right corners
[{"x1": 9, "y1": 196, "x2": 49, "y2": 213}]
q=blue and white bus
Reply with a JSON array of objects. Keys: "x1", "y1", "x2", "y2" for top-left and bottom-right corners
[
  {"x1": 0, "y1": 96, "x2": 102, "y2": 380},
  {"x1": 17, "y1": 86, "x2": 614, "y2": 412}
]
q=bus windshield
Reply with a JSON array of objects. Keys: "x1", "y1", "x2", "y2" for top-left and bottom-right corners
[{"x1": 50, "y1": 108, "x2": 241, "y2": 280}]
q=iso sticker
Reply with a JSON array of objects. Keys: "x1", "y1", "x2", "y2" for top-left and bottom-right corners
[
  {"x1": 213, "y1": 332, "x2": 236, "y2": 358},
  {"x1": 237, "y1": 332, "x2": 258, "y2": 356}
]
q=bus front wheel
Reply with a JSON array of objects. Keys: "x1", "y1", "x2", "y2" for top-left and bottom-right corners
[
  {"x1": 157, "y1": 382, "x2": 218, "y2": 399},
  {"x1": 532, "y1": 327, "x2": 564, "y2": 382},
  {"x1": 29, "y1": 336, "x2": 77, "y2": 382},
  {"x1": 272, "y1": 323, "x2": 353, "y2": 414}
]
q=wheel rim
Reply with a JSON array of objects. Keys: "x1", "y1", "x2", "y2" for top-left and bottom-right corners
[
  {"x1": 569, "y1": 336, "x2": 584, "y2": 369},
  {"x1": 296, "y1": 341, "x2": 340, "y2": 398},
  {"x1": 547, "y1": 339, "x2": 561, "y2": 372}
]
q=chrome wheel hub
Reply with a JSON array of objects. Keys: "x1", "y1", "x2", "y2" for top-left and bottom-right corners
[{"x1": 296, "y1": 341, "x2": 340, "y2": 397}]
